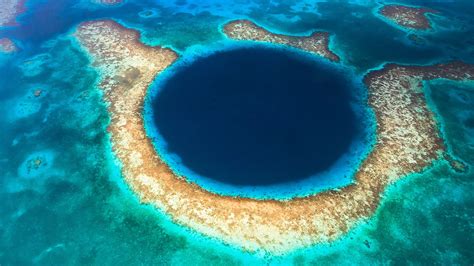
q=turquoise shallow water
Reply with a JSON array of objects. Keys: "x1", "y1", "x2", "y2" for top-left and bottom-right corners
[{"x1": 1, "y1": 0, "x2": 474, "y2": 264}]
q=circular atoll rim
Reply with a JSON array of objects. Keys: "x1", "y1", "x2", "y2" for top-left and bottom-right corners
[
  {"x1": 74, "y1": 20, "x2": 474, "y2": 255},
  {"x1": 143, "y1": 41, "x2": 376, "y2": 200}
]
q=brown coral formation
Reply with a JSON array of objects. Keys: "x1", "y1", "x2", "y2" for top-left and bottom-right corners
[
  {"x1": 223, "y1": 19, "x2": 340, "y2": 62},
  {"x1": 34, "y1": 89, "x2": 42, "y2": 97},
  {"x1": 380, "y1": 4, "x2": 438, "y2": 30},
  {"x1": 26, "y1": 156, "x2": 45, "y2": 174},
  {"x1": 0, "y1": 0, "x2": 26, "y2": 27},
  {"x1": 74, "y1": 19, "x2": 474, "y2": 254},
  {"x1": 0, "y1": 38, "x2": 18, "y2": 53}
]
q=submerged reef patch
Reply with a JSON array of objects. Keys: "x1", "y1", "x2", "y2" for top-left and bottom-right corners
[
  {"x1": 0, "y1": 38, "x2": 18, "y2": 53},
  {"x1": 18, "y1": 150, "x2": 55, "y2": 179},
  {"x1": 75, "y1": 19, "x2": 474, "y2": 254},
  {"x1": 6, "y1": 85, "x2": 47, "y2": 121},
  {"x1": 379, "y1": 4, "x2": 438, "y2": 31}
]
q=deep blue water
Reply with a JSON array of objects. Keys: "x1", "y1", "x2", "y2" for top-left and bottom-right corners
[{"x1": 152, "y1": 47, "x2": 361, "y2": 186}]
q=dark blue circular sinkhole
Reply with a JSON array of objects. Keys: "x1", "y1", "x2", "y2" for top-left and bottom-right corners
[{"x1": 152, "y1": 47, "x2": 362, "y2": 186}]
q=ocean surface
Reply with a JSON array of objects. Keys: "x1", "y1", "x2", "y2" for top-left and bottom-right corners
[{"x1": 0, "y1": 0, "x2": 473, "y2": 264}]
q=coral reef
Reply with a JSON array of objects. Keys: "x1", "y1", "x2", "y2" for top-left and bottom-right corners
[
  {"x1": 91, "y1": 0, "x2": 123, "y2": 6},
  {"x1": 223, "y1": 20, "x2": 340, "y2": 62},
  {"x1": 0, "y1": 0, "x2": 26, "y2": 26},
  {"x1": 33, "y1": 89, "x2": 42, "y2": 97},
  {"x1": 380, "y1": 5, "x2": 438, "y2": 30},
  {"x1": 0, "y1": 38, "x2": 18, "y2": 53},
  {"x1": 75, "y1": 19, "x2": 474, "y2": 254}
]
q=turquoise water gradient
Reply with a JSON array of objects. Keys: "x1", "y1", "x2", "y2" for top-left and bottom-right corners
[{"x1": 1, "y1": 0, "x2": 474, "y2": 264}]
